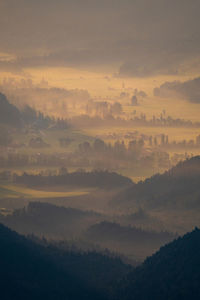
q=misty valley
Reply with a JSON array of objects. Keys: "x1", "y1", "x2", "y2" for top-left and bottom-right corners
[{"x1": 0, "y1": 88, "x2": 200, "y2": 299}]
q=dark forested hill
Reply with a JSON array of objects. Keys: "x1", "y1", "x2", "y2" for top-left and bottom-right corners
[
  {"x1": 0, "y1": 92, "x2": 22, "y2": 126},
  {"x1": 14, "y1": 170, "x2": 133, "y2": 189},
  {"x1": 115, "y1": 227, "x2": 200, "y2": 300},
  {"x1": 0, "y1": 223, "x2": 131, "y2": 300},
  {"x1": 0, "y1": 92, "x2": 67, "y2": 130},
  {"x1": 113, "y1": 156, "x2": 200, "y2": 209}
]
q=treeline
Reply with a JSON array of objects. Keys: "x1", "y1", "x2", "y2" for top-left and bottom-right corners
[
  {"x1": 0, "y1": 153, "x2": 68, "y2": 168},
  {"x1": 84, "y1": 100, "x2": 123, "y2": 118},
  {"x1": 151, "y1": 133, "x2": 200, "y2": 150},
  {"x1": 14, "y1": 170, "x2": 133, "y2": 189},
  {"x1": 70, "y1": 112, "x2": 200, "y2": 128},
  {"x1": 77, "y1": 138, "x2": 171, "y2": 170},
  {"x1": 0, "y1": 138, "x2": 190, "y2": 175},
  {"x1": 21, "y1": 105, "x2": 69, "y2": 130},
  {"x1": 0, "y1": 140, "x2": 173, "y2": 171}
]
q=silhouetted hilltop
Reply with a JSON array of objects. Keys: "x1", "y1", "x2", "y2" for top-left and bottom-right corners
[
  {"x1": 113, "y1": 156, "x2": 200, "y2": 209},
  {"x1": 0, "y1": 92, "x2": 69, "y2": 130},
  {"x1": 0, "y1": 92, "x2": 21, "y2": 126},
  {"x1": 115, "y1": 227, "x2": 200, "y2": 300}
]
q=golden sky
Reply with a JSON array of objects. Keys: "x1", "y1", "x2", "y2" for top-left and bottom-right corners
[{"x1": 0, "y1": 0, "x2": 200, "y2": 119}]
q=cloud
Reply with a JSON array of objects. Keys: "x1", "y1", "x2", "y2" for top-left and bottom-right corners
[
  {"x1": 1, "y1": 0, "x2": 200, "y2": 76},
  {"x1": 153, "y1": 76, "x2": 200, "y2": 103},
  {"x1": 116, "y1": 53, "x2": 181, "y2": 77}
]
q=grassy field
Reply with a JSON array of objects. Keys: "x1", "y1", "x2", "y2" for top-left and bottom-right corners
[
  {"x1": 0, "y1": 184, "x2": 92, "y2": 199},
  {"x1": 0, "y1": 186, "x2": 22, "y2": 198}
]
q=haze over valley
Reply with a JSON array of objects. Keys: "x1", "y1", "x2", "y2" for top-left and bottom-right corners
[{"x1": 1, "y1": 1, "x2": 200, "y2": 299}]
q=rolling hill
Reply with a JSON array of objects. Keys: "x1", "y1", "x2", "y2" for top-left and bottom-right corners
[{"x1": 113, "y1": 156, "x2": 200, "y2": 210}]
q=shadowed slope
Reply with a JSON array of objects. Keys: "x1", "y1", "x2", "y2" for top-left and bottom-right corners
[{"x1": 115, "y1": 228, "x2": 200, "y2": 300}]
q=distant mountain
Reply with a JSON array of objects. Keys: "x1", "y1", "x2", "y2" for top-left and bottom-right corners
[
  {"x1": 115, "y1": 227, "x2": 200, "y2": 300},
  {"x1": 0, "y1": 92, "x2": 22, "y2": 126},
  {"x1": 85, "y1": 221, "x2": 176, "y2": 261},
  {"x1": 113, "y1": 156, "x2": 200, "y2": 210},
  {"x1": 0, "y1": 223, "x2": 131, "y2": 300}
]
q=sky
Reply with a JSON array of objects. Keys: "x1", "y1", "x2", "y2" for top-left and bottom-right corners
[{"x1": 0, "y1": 0, "x2": 200, "y2": 102}]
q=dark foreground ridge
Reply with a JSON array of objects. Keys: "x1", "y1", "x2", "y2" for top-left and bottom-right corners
[
  {"x1": 0, "y1": 223, "x2": 130, "y2": 300},
  {"x1": 114, "y1": 227, "x2": 200, "y2": 300},
  {"x1": 0, "y1": 223, "x2": 200, "y2": 299}
]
